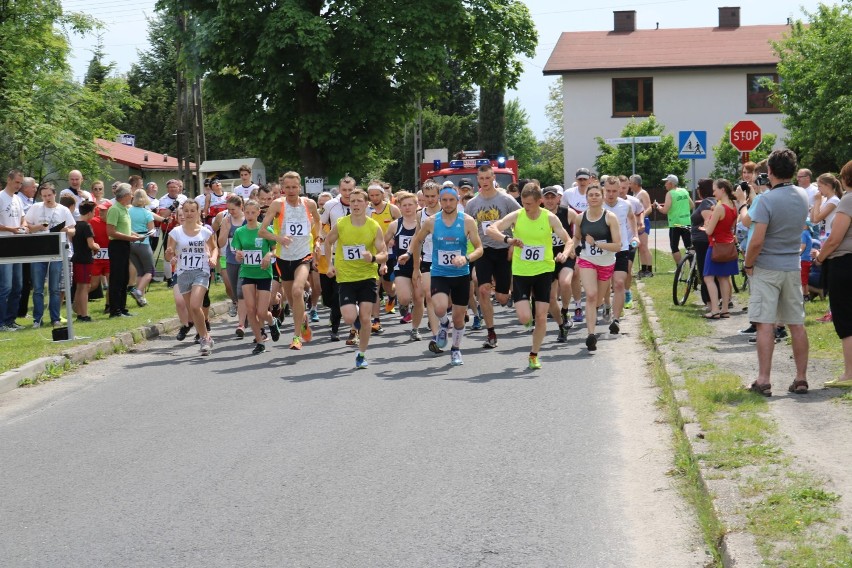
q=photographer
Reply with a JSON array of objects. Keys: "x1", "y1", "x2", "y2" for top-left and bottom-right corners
[{"x1": 156, "y1": 179, "x2": 187, "y2": 285}]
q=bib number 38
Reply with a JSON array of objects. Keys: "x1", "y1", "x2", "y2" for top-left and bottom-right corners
[{"x1": 438, "y1": 249, "x2": 461, "y2": 266}]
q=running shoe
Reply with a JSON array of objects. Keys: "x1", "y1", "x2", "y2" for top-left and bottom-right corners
[
  {"x1": 609, "y1": 319, "x2": 620, "y2": 335},
  {"x1": 428, "y1": 339, "x2": 443, "y2": 354},
  {"x1": 384, "y1": 297, "x2": 396, "y2": 314},
  {"x1": 483, "y1": 331, "x2": 497, "y2": 349},
  {"x1": 450, "y1": 349, "x2": 464, "y2": 366},
  {"x1": 289, "y1": 337, "x2": 302, "y2": 350},
  {"x1": 572, "y1": 308, "x2": 584, "y2": 323},
  {"x1": 176, "y1": 324, "x2": 192, "y2": 341},
  {"x1": 562, "y1": 317, "x2": 574, "y2": 330},
  {"x1": 346, "y1": 329, "x2": 358, "y2": 346},
  {"x1": 269, "y1": 319, "x2": 281, "y2": 342},
  {"x1": 528, "y1": 355, "x2": 542, "y2": 370},
  {"x1": 401, "y1": 312, "x2": 413, "y2": 324},
  {"x1": 200, "y1": 337, "x2": 212, "y2": 355},
  {"x1": 228, "y1": 301, "x2": 237, "y2": 317},
  {"x1": 252, "y1": 331, "x2": 268, "y2": 343},
  {"x1": 252, "y1": 343, "x2": 266, "y2": 355},
  {"x1": 76, "y1": 315, "x2": 92, "y2": 323},
  {"x1": 602, "y1": 304, "x2": 612, "y2": 322},
  {"x1": 471, "y1": 315, "x2": 483, "y2": 330},
  {"x1": 301, "y1": 322, "x2": 312, "y2": 342},
  {"x1": 283, "y1": 303, "x2": 291, "y2": 316},
  {"x1": 436, "y1": 320, "x2": 450, "y2": 349},
  {"x1": 738, "y1": 324, "x2": 757, "y2": 335},
  {"x1": 330, "y1": 329, "x2": 340, "y2": 342},
  {"x1": 586, "y1": 333, "x2": 597, "y2": 352},
  {"x1": 235, "y1": 326, "x2": 245, "y2": 338},
  {"x1": 355, "y1": 352, "x2": 369, "y2": 369},
  {"x1": 523, "y1": 319, "x2": 533, "y2": 331},
  {"x1": 624, "y1": 296, "x2": 633, "y2": 310},
  {"x1": 409, "y1": 328, "x2": 422, "y2": 341},
  {"x1": 309, "y1": 308, "x2": 320, "y2": 323},
  {"x1": 557, "y1": 324, "x2": 568, "y2": 343},
  {"x1": 130, "y1": 288, "x2": 145, "y2": 307},
  {"x1": 371, "y1": 320, "x2": 384, "y2": 334}
]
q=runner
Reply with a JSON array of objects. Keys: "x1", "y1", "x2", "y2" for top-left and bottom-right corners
[
  {"x1": 541, "y1": 185, "x2": 579, "y2": 342},
  {"x1": 619, "y1": 177, "x2": 644, "y2": 308},
  {"x1": 325, "y1": 189, "x2": 388, "y2": 369},
  {"x1": 629, "y1": 175, "x2": 654, "y2": 278},
  {"x1": 572, "y1": 184, "x2": 621, "y2": 352},
  {"x1": 232, "y1": 200, "x2": 280, "y2": 353},
  {"x1": 216, "y1": 195, "x2": 248, "y2": 336},
  {"x1": 411, "y1": 186, "x2": 483, "y2": 366},
  {"x1": 314, "y1": 192, "x2": 341, "y2": 340},
  {"x1": 260, "y1": 171, "x2": 320, "y2": 350},
  {"x1": 415, "y1": 182, "x2": 443, "y2": 352},
  {"x1": 603, "y1": 176, "x2": 638, "y2": 334},
  {"x1": 464, "y1": 164, "x2": 521, "y2": 348},
  {"x1": 487, "y1": 184, "x2": 571, "y2": 368},
  {"x1": 320, "y1": 177, "x2": 357, "y2": 344},
  {"x1": 164, "y1": 200, "x2": 218, "y2": 355},
  {"x1": 384, "y1": 191, "x2": 425, "y2": 340},
  {"x1": 561, "y1": 168, "x2": 593, "y2": 323},
  {"x1": 367, "y1": 183, "x2": 401, "y2": 331}
]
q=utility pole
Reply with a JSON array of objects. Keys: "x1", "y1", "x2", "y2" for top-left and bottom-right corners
[
  {"x1": 175, "y1": 8, "x2": 191, "y2": 194},
  {"x1": 413, "y1": 99, "x2": 422, "y2": 190}
]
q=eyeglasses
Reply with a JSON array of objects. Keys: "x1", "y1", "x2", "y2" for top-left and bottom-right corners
[{"x1": 797, "y1": 175, "x2": 809, "y2": 179}]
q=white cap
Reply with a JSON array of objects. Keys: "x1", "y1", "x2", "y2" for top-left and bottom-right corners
[
  {"x1": 442, "y1": 180, "x2": 455, "y2": 188},
  {"x1": 662, "y1": 174, "x2": 679, "y2": 185}
]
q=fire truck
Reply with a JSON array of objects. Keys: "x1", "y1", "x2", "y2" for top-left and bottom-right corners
[{"x1": 419, "y1": 150, "x2": 518, "y2": 189}]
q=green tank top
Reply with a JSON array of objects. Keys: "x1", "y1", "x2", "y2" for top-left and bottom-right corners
[
  {"x1": 668, "y1": 188, "x2": 691, "y2": 228},
  {"x1": 334, "y1": 216, "x2": 380, "y2": 283},
  {"x1": 512, "y1": 208, "x2": 554, "y2": 276}
]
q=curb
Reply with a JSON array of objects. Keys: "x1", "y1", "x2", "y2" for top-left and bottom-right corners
[
  {"x1": 636, "y1": 281, "x2": 763, "y2": 568},
  {"x1": 0, "y1": 300, "x2": 231, "y2": 396}
]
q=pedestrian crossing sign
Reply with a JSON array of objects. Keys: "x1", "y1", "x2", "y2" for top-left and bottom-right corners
[{"x1": 678, "y1": 130, "x2": 707, "y2": 160}]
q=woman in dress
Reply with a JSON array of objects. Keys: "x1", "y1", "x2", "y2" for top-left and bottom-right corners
[{"x1": 702, "y1": 179, "x2": 738, "y2": 319}]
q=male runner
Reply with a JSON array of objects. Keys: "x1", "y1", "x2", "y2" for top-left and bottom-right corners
[
  {"x1": 325, "y1": 189, "x2": 388, "y2": 369},
  {"x1": 542, "y1": 185, "x2": 579, "y2": 342},
  {"x1": 319, "y1": 176, "x2": 356, "y2": 343},
  {"x1": 260, "y1": 171, "x2": 320, "y2": 350},
  {"x1": 487, "y1": 184, "x2": 570, "y2": 368},
  {"x1": 411, "y1": 186, "x2": 483, "y2": 366},
  {"x1": 415, "y1": 181, "x2": 443, "y2": 352},
  {"x1": 561, "y1": 168, "x2": 592, "y2": 323},
  {"x1": 464, "y1": 164, "x2": 521, "y2": 348},
  {"x1": 384, "y1": 191, "x2": 424, "y2": 340},
  {"x1": 603, "y1": 176, "x2": 638, "y2": 334},
  {"x1": 367, "y1": 183, "x2": 401, "y2": 330},
  {"x1": 619, "y1": 176, "x2": 644, "y2": 308},
  {"x1": 629, "y1": 174, "x2": 654, "y2": 277}
]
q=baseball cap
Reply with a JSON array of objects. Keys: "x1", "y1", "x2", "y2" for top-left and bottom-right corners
[
  {"x1": 542, "y1": 186, "x2": 560, "y2": 196},
  {"x1": 575, "y1": 168, "x2": 591, "y2": 179},
  {"x1": 210, "y1": 177, "x2": 221, "y2": 184},
  {"x1": 442, "y1": 180, "x2": 455, "y2": 188},
  {"x1": 203, "y1": 178, "x2": 212, "y2": 186},
  {"x1": 662, "y1": 174, "x2": 679, "y2": 185},
  {"x1": 459, "y1": 178, "x2": 473, "y2": 189}
]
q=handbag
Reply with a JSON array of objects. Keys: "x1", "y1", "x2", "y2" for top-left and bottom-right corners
[{"x1": 711, "y1": 241, "x2": 737, "y2": 262}]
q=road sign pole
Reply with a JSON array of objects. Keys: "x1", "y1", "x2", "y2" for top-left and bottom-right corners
[
  {"x1": 691, "y1": 159, "x2": 697, "y2": 200},
  {"x1": 631, "y1": 139, "x2": 636, "y2": 175}
]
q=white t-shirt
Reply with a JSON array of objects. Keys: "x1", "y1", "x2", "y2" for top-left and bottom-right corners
[
  {"x1": 560, "y1": 187, "x2": 588, "y2": 213},
  {"x1": 24, "y1": 203, "x2": 76, "y2": 232},
  {"x1": 806, "y1": 184, "x2": 819, "y2": 210},
  {"x1": 625, "y1": 194, "x2": 643, "y2": 238},
  {"x1": 319, "y1": 197, "x2": 351, "y2": 227},
  {"x1": 233, "y1": 184, "x2": 258, "y2": 201},
  {"x1": 0, "y1": 191, "x2": 25, "y2": 236},
  {"x1": 604, "y1": 198, "x2": 631, "y2": 250},
  {"x1": 824, "y1": 195, "x2": 841, "y2": 236},
  {"x1": 170, "y1": 225, "x2": 214, "y2": 274}
]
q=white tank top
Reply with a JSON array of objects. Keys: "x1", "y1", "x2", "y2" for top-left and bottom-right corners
[
  {"x1": 171, "y1": 225, "x2": 213, "y2": 274},
  {"x1": 278, "y1": 197, "x2": 312, "y2": 261},
  {"x1": 604, "y1": 198, "x2": 631, "y2": 250},
  {"x1": 420, "y1": 207, "x2": 437, "y2": 259}
]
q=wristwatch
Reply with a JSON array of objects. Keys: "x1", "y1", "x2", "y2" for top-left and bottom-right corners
[{"x1": 503, "y1": 235, "x2": 510, "y2": 243}]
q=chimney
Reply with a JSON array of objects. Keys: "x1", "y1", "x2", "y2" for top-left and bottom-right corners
[
  {"x1": 163, "y1": 154, "x2": 169, "y2": 162},
  {"x1": 613, "y1": 11, "x2": 636, "y2": 33},
  {"x1": 718, "y1": 6, "x2": 740, "y2": 28},
  {"x1": 143, "y1": 153, "x2": 148, "y2": 162}
]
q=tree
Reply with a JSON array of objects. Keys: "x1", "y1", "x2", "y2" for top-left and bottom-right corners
[
  {"x1": 504, "y1": 99, "x2": 538, "y2": 167},
  {"x1": 772, "y1": 3, "x2": 852, "y2": 172},
  {"x1": 523, "y1": 78, "x2": 565, "y2": 186},
  {"x1": 478, "y1": 83, "x2": 505, "y2": 157},
  {"x1": 594, "y1": 116, "x2": 687, "y2": 188},
  {"x1": 709, "y1": 124, "x2": 777, "y2": 182},
  {"x1": 176, "y1": 0, "x2": 537, "y2": 178},
  {"x1": 84, "y1": 33, "x2": 114, "y2": 89}
]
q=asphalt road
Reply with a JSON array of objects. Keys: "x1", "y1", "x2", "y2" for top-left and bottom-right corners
[{"x1": 0, "y1": 305, "x2": 707, "y2": 567}]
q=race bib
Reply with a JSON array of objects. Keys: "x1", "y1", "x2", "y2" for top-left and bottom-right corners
[
  {"x1": 343, "y1": 244, "x2": 367, "y2": 261},
  {"x1": 551, "y1": 233, "x2": 564, "y2": 247},
  {"x1": 242, "y1": 250, "x2": 262, "y2": 266},
  {"x1": 398, "y1": 235, "x2": 411, "y2": 252},
  {"x1": 227, "y1": 237, "x2": 233, "y2": 252},
  {"x1": 588, "y1": 240, "x2": 606, "y2": 256},
  {"x1": 178, "y1": 252, "x2": 206, "y2": 271},
  {"x1": 437, "y1": 249, "x2": 461, "y2": 267},
  {"x1": 93, "y1": 249, "x2": 109, "y2": 260},
  {"x1": 521, "y1": 245, "x2": 545, "y2": 262},
  {"x1": 285, "y1": 221, "x2": 310, "y2": 237}
]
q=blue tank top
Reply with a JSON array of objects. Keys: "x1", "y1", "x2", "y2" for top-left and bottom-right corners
[
  {"x1": 431, "y1": 211, "x2": 469, "y2": 277},
  {"x1": 225, "y1": 215, "x2": 246, "y2": 265}
]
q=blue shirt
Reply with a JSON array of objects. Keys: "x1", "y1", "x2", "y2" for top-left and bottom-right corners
[
  {"x1": 431, "y1": 211, "x2": 469, "y2": 278},
  {"x1": 800, "y1": 230, "x2": 813, "y2": 262},
  {"x1": 129, "y1": 206, "x2": 154, "y2": 244}
]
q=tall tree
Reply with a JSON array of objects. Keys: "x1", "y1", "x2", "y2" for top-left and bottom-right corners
[
  {"x1": 772, "y1": 3, "x2": 852, "y2": 172},
  {"x1": 173, "y1": 0, "x2": 536, "y2": 178},
  {"x1": 478, "y1": 83, "x2": 505, "y2": 157},
  {"x1": 504, "y1": 98, "x2": 538, "y2": 167},
  {"x1": 84, "y1": 33, "x2": 114, "y2": 88}
]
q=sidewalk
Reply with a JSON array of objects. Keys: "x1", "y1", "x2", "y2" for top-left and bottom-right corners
[{"x1": 638, "y1": 260, "x2": 851, "y2": 565}]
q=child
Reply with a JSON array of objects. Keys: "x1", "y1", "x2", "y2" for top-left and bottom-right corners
[
  {"x1": 800, "y1": 221, "x2": 814, "y2": 300},
  {"x1": 72, "y1": 201, "x2": 100, "y2": 321}
]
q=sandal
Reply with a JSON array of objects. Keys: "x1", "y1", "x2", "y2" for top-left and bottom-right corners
[
  {"x1": 747, "y1": 381, "x2": 772, "y2": 397},
  {"x1": 720, "y1": 312, "x2": 731, "y2": 319},
  {"x1": 704, "y1": 312, "x2": 721, "y2": 320},
  {"x1": 788, "y1": 380, "x2": 809, "y2": 394}
]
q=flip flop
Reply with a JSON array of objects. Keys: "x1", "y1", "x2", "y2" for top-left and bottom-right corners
[
  {"x1": 704, "y1": 312, "x2": 721, "y2": 320},
  {"x1": 720, "y1": 312, "x2": 731, "y2": 319},
  {"x1": 747, "y1": 381, "x2": 772, "y2": 397}
]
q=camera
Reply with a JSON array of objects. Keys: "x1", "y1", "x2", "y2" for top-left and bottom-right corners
[
  {"x1": 737, "y1": 181, "x2": 751, "y2": 194},
  {"x1": 168, "y1": 201, "x2": 179, "y2": 212},
  {"x1": 755, "y1": 173, "x2": 770, "y2": 186}
]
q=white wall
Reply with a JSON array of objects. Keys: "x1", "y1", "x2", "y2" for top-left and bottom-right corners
[{"x1": 561, "y1": 67, "x2": 786, "y2": 187}]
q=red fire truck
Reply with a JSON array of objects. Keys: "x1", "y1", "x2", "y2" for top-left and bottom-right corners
[{"x1": 419, "y1": 150, "x2": 518, "y2": 189}]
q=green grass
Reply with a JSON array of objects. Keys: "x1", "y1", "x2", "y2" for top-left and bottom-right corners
[
  {"x1": 0, "y1": 280, "x2": 229, "y2": 375},
  {"x1": 638, "y1": 255, "x2": 852, "y2": 565}
]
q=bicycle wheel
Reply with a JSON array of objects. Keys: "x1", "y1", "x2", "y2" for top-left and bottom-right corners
[
  {"x1": 673, "y1": 253, "x2": 696, "y2": 305},
  {"x1": 731, "y1": 267, "x2": 742, "y2": 293}
]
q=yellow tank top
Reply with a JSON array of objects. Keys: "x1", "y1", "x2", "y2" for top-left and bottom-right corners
[
  {"x1": 370, "y1": 202, "x2": 395, "y2": 231},
  {"x1": 334, "y1": 216, "x2": 381, "y2": 283},
  {"x1": 317, "y1": 222, "x2": 331, "y2": 274}
]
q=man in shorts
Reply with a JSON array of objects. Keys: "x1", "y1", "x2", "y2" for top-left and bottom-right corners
[
  {"x1": 463, "y1": 164, "x2": 521, "y2": 348},
  {"x1": 743, "y1": 149, "x2": 810, "y2": 396},
  {"x1": 261, "y1": 171, "x2": 320, "y2": 350},
  {"x1": 414, "y1": 181, "x2": 444, "y2": 352},
  {"x1": 654, "y1": 174, "x2": 693, "y2": 265},
  {"x1": 603, "y1": 176, "x2": 638, "y2": 334},
  {"x1": 629, "y1": 175, "x2": 654, "y2": 278},
  {"x1": 319, "y1": 176, "x2": 356, "y2": 343},
  {"x1": 542, "y1": 185, "x2": 578, "y2": 342},
  {"x1": 561, "y1": 168, "x2": 592, "y2": 322},
  {"x1": 411, "y1": 186, "x2": 482, "y2": 366},
  {"x1": 325, "y1": 189, "x2": 388, "y2": 369},
  {"x1": 367, "y1": 183, "x2": 400, "y2": 330}
]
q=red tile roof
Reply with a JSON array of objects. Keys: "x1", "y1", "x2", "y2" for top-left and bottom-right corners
[
  {"x1": 95, "y1": 138, "x2": 195, "y2": 171},
  {"x1": 543, "y1": 25, "x2": 790, "y2": 75}
]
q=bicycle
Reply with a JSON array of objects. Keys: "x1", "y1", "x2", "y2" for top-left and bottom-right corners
[
  {"x1": 672, "y1": 247, "x2": 701, "y2": 306},
  {"x1": 731, "y1": 247, "x2": 749, "y2": 293}
]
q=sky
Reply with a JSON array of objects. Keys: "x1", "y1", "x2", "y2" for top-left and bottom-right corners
[{"x1": 63, "y1": 0, "x2": 830, "y2": 139}]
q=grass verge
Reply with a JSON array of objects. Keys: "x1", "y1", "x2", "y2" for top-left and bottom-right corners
[{"x1": 639, "y1": 255, "x2": 852, "y2": 566}]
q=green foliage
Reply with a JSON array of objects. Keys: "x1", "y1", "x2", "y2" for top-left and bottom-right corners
[
  {"x1": 709, "y1": 124, "x2": 778, "y2": 182},
  {"x1": 0, "y1": 0, "x2": 136, "y2": 181},
  {"x1": 504, "y1": 99, "x2": 539, "y2": 167},
  {"x1": 176, "y1": 0, "x2": 537, "y2": 177},
  {"x1": 478, "y1": 83, "x2": 505, "y2": 156},
  {"x1": 594, "y1": 116, "x2": 686, "y2": 187},
  {"x1": 772, "y1": 4, "x2": 852, "y2": 172}
]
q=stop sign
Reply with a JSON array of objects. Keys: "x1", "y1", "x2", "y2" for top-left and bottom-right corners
[{"x1": 730, "y1": 120, "x2": 762, "y2": 152}]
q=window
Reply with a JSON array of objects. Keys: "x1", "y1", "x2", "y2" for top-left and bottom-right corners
[
  {"x1": 747, "y1": 73, "x2": 780, "y2": 113},
  {"x1": 612, "y1": 78, "x2": 653, "y2": 117}
]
